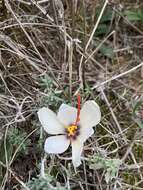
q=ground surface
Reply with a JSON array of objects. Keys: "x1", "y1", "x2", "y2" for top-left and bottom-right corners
[{"x1": 0, "y1": 0, "x2": 143, "y2": 190}]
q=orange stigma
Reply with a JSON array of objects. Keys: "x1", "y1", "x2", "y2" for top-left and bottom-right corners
[{"x1": 75, "y1": 94, "x2": 81, "y2": 125}]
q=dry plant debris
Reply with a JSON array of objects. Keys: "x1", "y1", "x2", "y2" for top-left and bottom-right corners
[{"x1": 0, "y1": 0, "x2": 143, "y2": 189}]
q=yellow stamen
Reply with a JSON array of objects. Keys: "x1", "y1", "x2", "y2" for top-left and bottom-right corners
[{"x1": 65, "y1": 125, "x2": 77, "y2": 136}]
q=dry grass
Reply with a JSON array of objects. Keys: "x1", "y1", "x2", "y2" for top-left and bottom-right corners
[{"x1": 0, "y1": 0, "x2": 143, "y2": 189}]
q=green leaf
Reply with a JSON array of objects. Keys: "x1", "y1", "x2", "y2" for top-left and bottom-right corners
[
  {"x1": 93, "y1": 41, "x2": 114, "y2": 58},
  {"x1": 125, "y1": 10, "x2": 143, "y2": 21},
  {"x1": 94, "y1": 7, "x2": 113, "y2": 36},
  {"x1": 132, "y1": 99, "x2": 143, "y2": 128},
  {"x1": 95, "y1": 7, "x2": 113, "y2": 23},
  {"x1": 95, "y1": 24, "x2": 110, "y2": 36},
  {"x1": 88, "y1": 154, "x2": 122, "y2": 183},
  {"x1": 99, "y1": 44, "x2": 114, "y2": 58}
]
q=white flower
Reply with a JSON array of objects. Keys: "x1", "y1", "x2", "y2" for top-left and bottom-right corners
[{"x1": 38, "y1": 100, "x2": 101, "y2": 167}]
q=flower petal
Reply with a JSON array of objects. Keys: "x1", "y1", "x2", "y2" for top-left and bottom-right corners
[
  {"x1": 79, "y1": 127, "x2": 94, "y2": 143},
  {"x1": 71, "y1": 140, "x2": 83, "y2": 167},
  {"x1": 38, "y1": 107, "x2": 64, "y2": 135},
  {"x1": 80, "y1": 100, "x2": 101, "y2": 128},
  {"x1": 57, "y1": 104, "x2": 77, "y2": 126},
  {"x1": 44, "y1": 135, "x2": 70, "y2": 154}
]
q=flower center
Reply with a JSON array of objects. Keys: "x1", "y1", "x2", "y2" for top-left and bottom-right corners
[{"x1": 65, "y1": 125, "x2": 79, "y2": 139}]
